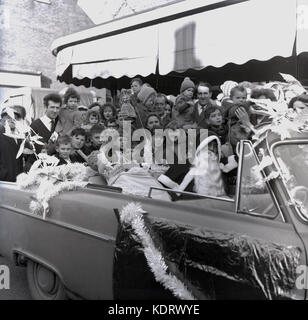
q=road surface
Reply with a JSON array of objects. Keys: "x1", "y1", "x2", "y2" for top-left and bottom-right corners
[{"x1": 0, "y1": 255, "x2": 32, "y2": 300}]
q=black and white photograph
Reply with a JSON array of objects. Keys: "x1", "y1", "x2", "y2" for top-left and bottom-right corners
[{"x1": 1, "y1": 0, "x2": 308, "y2": 307}]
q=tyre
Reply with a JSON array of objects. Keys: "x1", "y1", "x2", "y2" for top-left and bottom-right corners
[{"x1": 27, "y1": 260, "x2": 67, "y2": 300}]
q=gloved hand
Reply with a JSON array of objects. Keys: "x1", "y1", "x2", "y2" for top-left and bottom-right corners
[{"x1": 220, "y1": 155, "x2": 238, "y2": 173}]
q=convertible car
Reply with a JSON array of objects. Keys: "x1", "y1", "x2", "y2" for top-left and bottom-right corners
[{"x1": 0, "y1": 132, "x2": 307, "y2": 300}]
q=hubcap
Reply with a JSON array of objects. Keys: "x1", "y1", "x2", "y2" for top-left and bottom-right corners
[{"x1": 36, "y1": 265, "x2": 57, "y2": 293}]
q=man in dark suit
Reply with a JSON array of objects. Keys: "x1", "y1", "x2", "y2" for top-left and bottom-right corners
[
  {"x1": 193, "y1": 81, "x2": 217, "y2": 128},
  {"x1": 0, "y1": 105, "x2": 26, "y2": 182},
  {"x1": 30, "y1": 93, "x2": 64, "y2": 154}
]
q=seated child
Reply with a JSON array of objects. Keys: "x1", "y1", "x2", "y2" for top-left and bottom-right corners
[
  {"x1": 84, "y1": 124, "x2": 105, "y2": 154},
  {"x1": 82, "y1": 109, "x2": 101, "y2": 131},
  {"x1": 158, "y1": 133, "x2": 226, "y2": 198},
  {"x1": 55, "y1": 135, "x2": 73, "y2": 165},
  {"x1": 96, "y1": 131, "x2": 171, "y2": 201},
  {"x1": 70, "y1": 128, "x2": 88, "y2": 163},
  {"x1": 174, "y1": 77, "x2": 195, "y2": 127}
]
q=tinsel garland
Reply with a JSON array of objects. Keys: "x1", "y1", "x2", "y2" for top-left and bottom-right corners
[
  {"x1": 30, "y1": 180, "x2": 87, "y2": 219},
  {"x1": 119, "y1": 202, "x2": 196, "y2": 300},
  {"x1": 17, "y1": 162, "x2": 88, "y2": 219}
]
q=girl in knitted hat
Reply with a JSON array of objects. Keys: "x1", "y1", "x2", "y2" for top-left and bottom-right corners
[
  {"x1": 134, "y1": 85, "x2": 157, "y2": 129},
  {"x1": 174, "y1": 77, "x2": 196, "y2": 128}
]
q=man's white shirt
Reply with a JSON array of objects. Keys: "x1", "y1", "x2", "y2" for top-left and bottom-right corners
[
  {"x1": 40, "y1": 115, "x2": 53, "y2": 131},
  {"x1": 40, "y1": 115, "x2": 58, "y2": 141}
]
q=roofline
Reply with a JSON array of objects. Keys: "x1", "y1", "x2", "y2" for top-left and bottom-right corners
[
  {"x1": 51, "y1": 0, "x2": 249, "y2": 56},
  {"x1": 0, "y1": 69, "x2": 42, "y2": 76}
]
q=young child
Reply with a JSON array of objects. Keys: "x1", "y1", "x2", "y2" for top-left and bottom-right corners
[
  {"x1": 55, "y1": 135, "x2": 73, "y2": 165},
  {"x1": 85, "y1": 124, "x2": 105, "y2": 154},
  {"x1": 288, "y1": 94, "x2": 308, "y2": 115},
  {"x1": 161, "y1": 102, "x2": 173, "y2": 128},
  {"x1": 70, "y1": 128, "x2": 88, "y2": 163},
  {"x1": 217, "y1": 80, "x2": 238, "y2": 105},
  {"x1": 101, "y1": 103, "x2": 117, "y2": 126},
  {"x1": 82, "y1": 109, "x2": 101, "y2": 131},
  {"x1": 174, "y1": 77, "x2": 195, "y2": 127},
  {"x1": 158, "y1": 133, "x2": 226, "y2": 198},
  {"x1": 106, "y1": 118, "x2": 119, "y2": 130},
  {"x1": 227, "y1": 105, "x2": 253, "y2": 152},
  {"x1": 204, "y1": 106, "x2": 228, "y2": 144},
  {"x1": 222, "y1": 85, "x2": 248, "y2": 119},
  {"x1": 145, "y1": 113, "x2": 161, "y2": 133}
]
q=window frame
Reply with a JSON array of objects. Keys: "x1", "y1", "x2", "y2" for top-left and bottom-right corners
[
  {"x1": 235, "y1": 140, "x2": 284, "y2": 221},
  {"x1": 271, "y1": 139, "x2": 308, "y2": 225}
]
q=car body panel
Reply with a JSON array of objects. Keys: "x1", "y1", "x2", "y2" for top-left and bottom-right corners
[{"x1": 0, "y1": 136, "x2": 307, "y2": 299}]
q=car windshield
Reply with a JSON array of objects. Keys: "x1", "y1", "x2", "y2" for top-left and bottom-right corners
[{"x1": 273, "y1": 142, "x2": 308, "y2": 221}]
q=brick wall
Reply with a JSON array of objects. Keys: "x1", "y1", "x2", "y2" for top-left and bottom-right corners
[{"x1": 0, "y1": 0, "x2": 94, "y2": 89}]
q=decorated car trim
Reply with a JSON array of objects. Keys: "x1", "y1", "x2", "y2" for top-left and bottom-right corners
[{"x1": 114, "y1": 202, "x2": 302, "y2": 300}]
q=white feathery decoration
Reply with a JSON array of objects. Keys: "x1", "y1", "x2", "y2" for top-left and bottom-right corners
[
  {"x1": 3, "y1": 116, "x2": 44, "y2": 158},
  {"x1": 17, "y1": 163, "x2": 88, "y2": 218},
  {"x1": 250, "y1": 99, "x2": 308, "y2": 145},
  {"x1": 119, "y1": 202, "x2": 196, "y2": 300}
]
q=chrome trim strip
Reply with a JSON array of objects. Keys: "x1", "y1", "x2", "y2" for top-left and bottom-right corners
[
  {"x1": 148, "y1": 186, "x2": 235, "y2": 203},
  {"x1": 235, "y1": 141, "x2": 244, "y2": 213},
  {"x1": 0, "y1": 205, "x2": 116, "y2": 243}
]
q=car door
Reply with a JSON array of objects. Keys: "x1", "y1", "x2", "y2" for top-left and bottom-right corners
[
  {"x1": 269, "y1": 139, "x2": 308, "y2": 299},
  {"x1": 116, "y1": 140, "x2": 306, "y2": 300}
]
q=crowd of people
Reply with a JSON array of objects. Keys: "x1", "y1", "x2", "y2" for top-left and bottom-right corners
[{"x1": 0, "y1": 75, "x2": 307, "y2": 199}]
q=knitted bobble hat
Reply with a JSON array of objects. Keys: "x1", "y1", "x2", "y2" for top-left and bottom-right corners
[
  {"x1": 180, "y1": 77, "x2": 195, "y2": 93},
  {"x1": 137, "y1": 85, "x2": 156, "y2": 104},
  {"x1": 220, "y1": 81, "x2": 238, "y2": 97}
]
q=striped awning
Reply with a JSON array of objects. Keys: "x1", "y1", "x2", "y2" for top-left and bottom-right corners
[{"x1": 52, "y1": 0, "x2": 307, "y2": 84}]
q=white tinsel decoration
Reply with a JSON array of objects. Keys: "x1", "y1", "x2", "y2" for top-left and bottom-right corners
[
  {"x1": 17, "y1": 163, "x2": 88, "y2": 218},
  {"x1": 32, "y1": 180, "x2": 87, "y2": 219},
  {"x1": 119, "y1": 202, "x2": 196, "y2": 300},
  {"x1": 250, "y1": 99, "x2": 308, "y2": 146}
]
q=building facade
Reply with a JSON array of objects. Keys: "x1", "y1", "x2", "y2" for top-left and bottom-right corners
[{"x1": 0, "y1": 0, "x2": 94, "y2": 102}]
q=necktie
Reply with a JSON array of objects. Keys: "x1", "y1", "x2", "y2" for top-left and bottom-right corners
[{"x1": 51, "y1": 119, "x2": 56, "y2": 132}]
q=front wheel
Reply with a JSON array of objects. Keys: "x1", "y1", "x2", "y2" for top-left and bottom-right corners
[{"x1": 27, "y1": 260, "x2": 66, "y2": 300}]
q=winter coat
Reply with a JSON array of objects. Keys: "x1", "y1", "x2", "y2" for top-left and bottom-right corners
[
  {"x1": 208, "y1": 124, "x2": 228, "y2": 144},
  {"x1": 0, "y1": 132, "x2": 24, "y2": 182},
  {"x1": 173, "y1": 94, "x2": 195, "y2": 127},
  {"x1": 134, "y1": 102, "x2": 149, "y2": 129}
]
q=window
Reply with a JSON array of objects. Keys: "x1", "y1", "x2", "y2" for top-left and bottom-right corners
[
  {"x1": 237, "y1": 141, "x2": 279, "y2": 218},
  {"x1": 273, "y1": 142, "x2": 308, "y2": 223}
]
